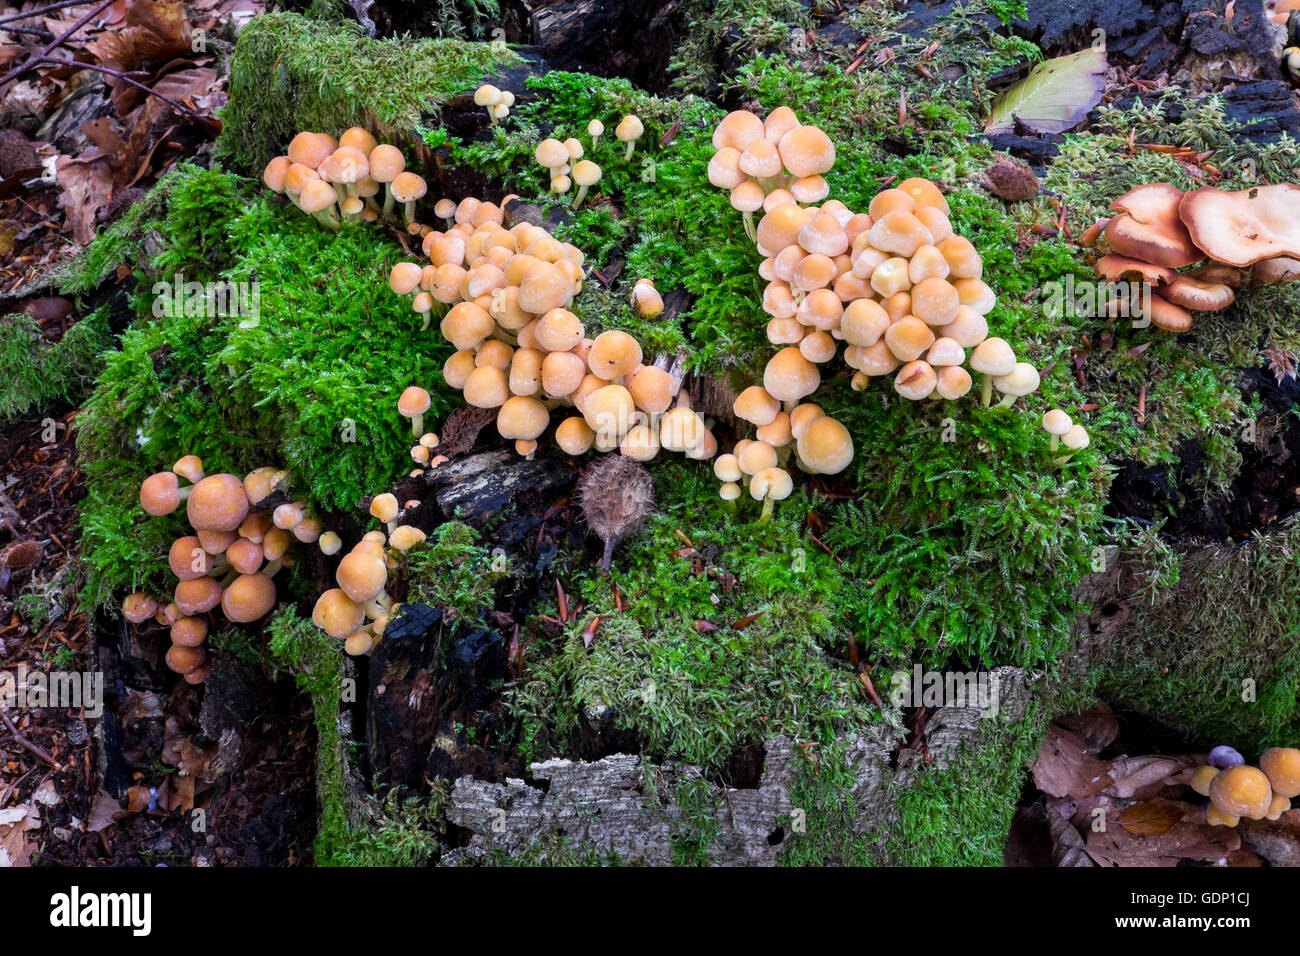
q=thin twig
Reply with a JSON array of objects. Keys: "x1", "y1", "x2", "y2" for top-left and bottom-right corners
[
  {"x1": 1, "y1": 24, "x2": 54, "y2": 38},
  {"x1": 0, "y1": 0, "x2": 113, "y2": 90},
  {"x1": 0, "y1": 0, "x2": 100, "y2": 27},
  {"x1": 0, "y1": 710, "x2": 60, "y2": 769},
  {"x1": 37, "y1": 55, "x2": 208, "y2": 121}
]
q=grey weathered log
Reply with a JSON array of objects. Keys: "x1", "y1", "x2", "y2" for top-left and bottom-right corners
[{"x1": 427, "y1": 449, "x2": 571, "y2": 524}]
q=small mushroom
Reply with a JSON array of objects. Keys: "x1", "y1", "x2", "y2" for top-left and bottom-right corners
[
  {"x1": 969, "y1": 337, "x2": 1016, "y2": 407},
  {"x1": 122, "y1": 592, "x2": 159, "y2": 624},
  {"x1": 571, "y1": 160, "x2": 602, "y2": 209},
  {"x1": 588, "y1": 119, "x2": 604, "y2": 149},
  {"x1": 1209, "y1": 764, "x2": 1274, "y2": 821},
  {"x1": 1260, "y1": 747, "x2": 1300, "y2": 799},
  {"x1": 398, "y1": 386, "x2": 431, "y2": 437},
  {"x1": 1041, "y1": 409, "x2": 1073, "y2": 452},
  {"x1": 750, "y1": 466, "x2": 793, "y2": 522},
  {"x1": 390, "y1": 172, "x2": 428, "y2": 226},
  {"x1": 298, "y1": 179, "x2": 341, "y2": 231},
  {"x1": 615, "y1": 115, "x2": 644, "y2": 161},
  {"x1": 474, "y1": 84, "x2": 504, "y2": 123}
]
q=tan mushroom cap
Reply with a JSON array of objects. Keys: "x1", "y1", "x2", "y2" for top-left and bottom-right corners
[
  {"x1": 519, "y1": 261, "x2": 575, "y2": 314},
  {"x1": 165, "y1": 643, "x2": 207, "y2": 676},
  {"x1": 615, "y1": 115, "x2": 644, "y2": 143},
  {"x1": 869, "y1": 211, "x2": 933, "y2": 258},
  {"x1": 969, "y1": 337, "x2": 1016, "y2": 376},
  {"x1": 1061, "y1": 424, "x2": 1090, "y2": 451},
  {"x1": 287, "y1": 131, "x2": 334, "y2": 169},
  {"x1": 756, "y1": 410, "x2": 793, "y2": 446},
  {"x1": 713, "y1": 453, "x2": 743, "y2": 483},
  {"x1": 730, "y1": 181, "x2": 765, "y2": 213},
  {"x1": 174, "y1": 576, "x2": 223, "y2": 616},
  {"x1": 588, "y1": 330, "x2": 643, "y2": 380},
  {"x1": 391, "y1": 172, "x2": 427, "y2": 204},
  {"x1": 498, "y1": 396, "x2": 550, "y2": 441},
  {"x1": 763, "y1": 347, "x2": 821, "y2": 403},
  {"x1": 555, "y1": 416, "x2": 596, "y2": 455},
  {"x1": 1042, "y1": 409, "x2": 1073, "y2": 436},
  {"x1": 738, "y1": 441, "x2": 779, "y2": 476},
  {"x1": 389, "y1": 525, "x2": 427, "y2": 551},
  {"x1": 1253, "y1": 257, "x2": 1300, "y2": 283},
  {"x1": 628, "y1": 366, "x2": 677, "y2": 415},
  {"x1": 390, "y1": 261, "x2": 423, "y2": 295},
  {"x1": 441, "y1": 301, "x2": 494, "y2": 350},
  {"x1": 777, "y1": 125, "x2": 835, "y2": 178},
  {"x1": 1209, "y1": 764, "x2": 1274, "y2": 820},
  {"x1": 1260, "y1": 747, "x2": 1300, "y2": 799},
  {"x1": 796, "y1": 415, "x2": 854, "y2": 475},
  {"x1": 1160, "y1": 275, "x2": 1235, "y2": 312},
  {"x1": 719, "y1": 481, "x2": 742, "y2": 501},
  {"x1": 320, "y1": 146, "x2": 369, "y2": 184},
  {"x1": 734, "y1": 385, "x2": 781, "y2": 427},
  {"x1": 897, "y1": 178, "x2": 950, "y2": 215},
  {"x1": 927, "y1": 337, "x2": 965, "y2": 367},
  {"x1": 659, "y1": 406, "x2": 707, "y2": 453},
  {"x1": 790, "y1": 175, "x2": 830, "y2": 204},
  {"x1": 368, "y1": 144, "x2": 404, "y2": 182},
  {"x1": 262, "y1": 155, "x2": 291, "y2": 192},
  {"x1": 993, "y1": 362, "x2": 1040, "y2": 398},
  {"x1": 140, "y1": 471, "x2": 182, "y2": 516},
  {"x1": 369, "y1": 493, "x2": 399, "y2": 524},
  {"x1": 298, "y1": 179, "x2": 339, "y2": 215},
  {"x1": 739, "y1": 138, "x2": 782, "y2": 179},
  {"x1": 398, "y1": 386, "x2": 431, "y2": 418},
  {"x1": 573, "y1": 159, "x2": 602, "y2": 187},
  {"x1": 222, "y1": 572, "x2": 277, "y2": 623},
  {"x1": 1094, "y1": 254, "x2": 1175, "y2": 286},
  {"x1": 1104, "y1": 184, "x2": 1202, "y2": 268},
  {"x1": 934, "y1": 365, "x2": 972, "y2": 400},
  {"x1": 463, "y1": 365, "x2": 510, "y2": 408},
  {"x1": 841, "y1": 298, "x2": 891, "y2": 348},
  {"x1": 186, "y1": 474, "x2": 250, "y2": 533},
  {"x1": 227, "y1": 537, "x2": 264, "y2": 575},
  {"x1": 707, "y1": 148, "x2": 746, "y2": 190},
  {"x1": 750, "y1": 466, "x2": 794, "y2": 502},
  {"x1": 712, "y1": 110, "x2": 764, "y2": 151},
  {"x1": 313, "y1": 588, "x2": 366, "y2": 639},
  {"x1": 884, "y1": 317, "x2": 935, "y2": 363},
  {"x1": 542, "y1": 351, "x2": 588, "y2": 398},
  {"x1": 1146, "y1": 294, "x2": 1193, "y2": 333},
  {"x1": 336, "y1": 549, "x2": 388, "y2": 603},
  {"x1": 171, "y1": 616, "x2": 208, "y2": 647},
  {"x1": 1178, "y1": 184, "x2": 1300, "y2": 267},
  {"x1": 123, "y1": 592, "x2": 159, "y2": 624},
  {"x1": 894, "y1": 360, "x2": 938, "y2": 400}
]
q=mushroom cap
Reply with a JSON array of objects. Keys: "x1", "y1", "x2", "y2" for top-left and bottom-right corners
[
  {"x1": 911, "y1": 277, "x2": 961, "y2": 326},
  {"x1": 763, "y1": 105, "x2": 799, "y2": 144},
  {"x1": 620, "y1": 422, "x2": 660, "y2": 461},
  {"x1": 756, "y1": 409, "x2": 794, "y2": 445},
  {"x1": 165, "y1": 644, "x2": 207, "y2": 676},
  {"x1": 222, "y1": 572, "x2": 277, "y2": 623},
  {"x1": 398, "y1": 385, "x2": 431, "y2": 417},
  {"x1": 369, "y1": 493, "x2": 399, "y2": 523},
  {"x1": 894, "y1": 360, "x2": 938, "y2": 401},
  {"x1": 627, "y1": 366, "x2": 677, "y2": 415},
  {"x1": 535, "y1": 307, "x2": 584, "y2": 351},
  {"x1": 750, "y1": 466, "x2": 794, "y2": 502},
  {"x1": 542, "y1": 351, "x2": 588, "y2": 399},
  {"x1": 298, "y1": 179, "x2": 338, "y2": 214},
  {"x1": 790, "y1": 175, "x2": 830, "y2": 204},
  {"x1": 615, "y1": 115, "x2": 644, "y2": 142},
  {"x1": 174, "y1": 576, "x2": 223, "y2": 616},
  {"x1": 796, "y1": 415, "x2": 853, "y2": 475},
  {"x1": 170, "y1": 616, "x2": 208, "y2": 647},
  {"x1": 730, "y1": 181, "x2": 765, "y2": 213},
  {"x1": 186, "y1": 474, "x2": 250, "y2": 533},
  {"x1": 969, "y1": 337, "x2": 1016, "y2": 376},
  {"x1": 1103, "y1": 183, "x2": 1201, "y2": 268},
  {"x1": 1209, "y1": 764, "x2": 1274, "y2": 820},
  {"x1": 712, "y1": 110, "x2": 764, "y2": 151},
  {"x1": 588, "y1": 119, "x2": 605, "y2": 136},
  {"x1": 993, "y1": 362, "x2": 1040, "y2": 398},
  {"x1": 1260, "y1": 747, "x2": 1300, "y2": 799},
  {"x1": 841, "y1": 298, "x2": 890, "y2": 347},
  {"x1": 763, "y1": 347, "x2": 821, "y2": 403},
  {"x1": 1146, "y1": 294, "x2": 1193, "y2": 333},
  {"x1": 940, "y1": 306, "x2": 989, "y2": 348},
  {"x1": 498, "y1": 396, "x2": 550, "y2": 441},
  {"x1": 283, "y1": 162, "x2": 319, "y2": 195},
  {"x1": 713, "y1": 453, "x2": 742, "y2": 483},
  {"x1": 1061, "y1": 424, "x2": 1090, "y2": 450},
  {"x1": 336, "y1": 548, "x2": 388, "y2": 602},
  {"x1": 227, "y1": 537, "x2": 264, "y2": 575},
  {"x1": 897, "y1": 177, "x2": 950, "y2": 214},
  {"x1": 1094, "y1": 254, "x2": 1175, "y2": 286},
  {"x1": 572, "y1": 159, "x2": 602, "y2": 187},
  {"x1": 555, "y1": 416, "x2": 596, "y2": 455},
  {"x1": 1178, "y1": 184, "x2": 1300, "y2": 267},
  {"x1": 287, "y1": 131, "x2": 334, "y2": 169},
  {"x1": 474, "y1": 84, "x2": 503, "y2": 107},
  {"x1": 389, "y1": 525, "x2": 427, "y2": 551},
  {"x1": 739, "y1": 139, "x2": 782, "y2": 179},
  {"x1": 707, "y1": 148, "x2": 746, "y2": 190},
  {"x1": 934, "y1": 365, "x2": 972, "y2": 400},
  {"x1": 440, "y1": 301, "x2": 495, "y2": 351},
  {"x1": 799, "y1": 212, "x2": 849, "y2": 257},
  {"x1": 719, "y1": 481, "x2": 742, "y2": 501},
  {"x1": 140, "y1": 471, "x2": 182, "y2": 516},
  {"x1": 519, "y1": 261, "x2": 575, "y2": 314},
  {"x1": 1160, "y1": 275, "x2": 1235, "y2": 312},
  {"x1": 883, "y1": 317, "x2": 935, "y2": 363},
  {"x1": 737, "y1": 440, "x2": 778, "y2": 475},
  {"x1": 1253, "y1": 256, "x2": 1300, "y2": 284},
  {"x1": 734, "y1": 385, "x2": 781, "y2": 427},
  {"x1": 777, "y1": 125, "x2": 835, "y2": 178},
  {"x1": 262, "y1": 155, "x2": 291, "y2": 192},
  {"x1": 463, "y1": 365, "x2": 510, "y2": 408},
  {"x1": 389, "y1": 261, "x2": 423, "y2": 295},
  {"x1": 1190, "y1": 765, "x2": 1219, "y2": 797},
  {"x1": 368, "y1": 144, "x2": 404, "y2": 182},
  {"x1": 391, "y1": 172, "x2": 428, "y2": 203},
  {"x1": 1041, "y1": 409, "x2": 1073, "y2": 436},
  {"x1": 588, "y1": 330, "x2": 643, "y2": 380},
  {"x1": 659, "y1": 406, "x2": 707, "y2": 453},
  {"x1": 926, "y1": 337, "x2": 965, "y2": 367},
  {"x1": 313, "y1": 588, "x2": 366, "y2": 639},
  {"x1": 122, "y1": 592, "x2": 159, "y2": 624},
  {"x1": 869, "y1": 211, "x2": 933, "y2": 258},
  {"x1": 319, "y1": 146, "x2": 369, "y2": 184}
]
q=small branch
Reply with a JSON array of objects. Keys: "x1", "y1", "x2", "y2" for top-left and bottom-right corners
[
  {"x1": 0, "y1": 0, "x2": 100, "y2": 27},
  {"x1": 0, "y1": 0, "x2": 114, "y2": 90},
  {"x1": 36, "y1": 55, "x2": 208, "y2": 121},
  {"x1": 0, "y1": 710, "x2": 61, "y2": 769},
  {"x1": 1, "y1": 24, "x2": 55, "y2": 39}
]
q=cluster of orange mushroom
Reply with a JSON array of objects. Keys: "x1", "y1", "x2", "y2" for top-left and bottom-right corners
[
  {"x1": 707, "y1": 107, "x2": 1040, "y2": 414},
  {"x1": 261, "y1": 126, "x2": 428, "y2": 230},
  {"x1": 1190, "y1": 746, "x2": 1300, "y2": 828},
  {"x1": 310, "y1": 493, "x2": 428, "y2": 657},
  {"x1": 1086, "y1": 182, "x2": 1300, "y2": 332},
  {"x1": 125, "y1": 459, "x2": 321, "y2": 683},
  {"x1": 388, "y1": 199, "x2": 717, "y2": 463}
]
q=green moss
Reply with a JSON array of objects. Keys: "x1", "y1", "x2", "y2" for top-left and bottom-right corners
[
  {"x1": 1090, "y1": 523, "x2": 1300, "y2": 753},
  {"x1": 780, "y1": 740, "x2": 877, "y2": 866},
  {"x1": 667, "y1": 0, "x2": 812, "y2": 95},
  {"x1": 0, "y1": 307, "x2": 112, "y2": 421},
  {"x1": 670, "y1": 777, "x2": 722, "y2": 865},
  {"x1": 76, "y1": 164, "x2": 456, "y2": 607},
  {"x1": 217, "y1": 12, "x2": 521, "y2": 171},
  {"x1": 404, "y1": 521, "x2": 511, "y2": 622}
]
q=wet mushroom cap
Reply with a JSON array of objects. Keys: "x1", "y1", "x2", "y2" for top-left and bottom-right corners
[
  {"x1": 1103, "y1": 183, "x2": 1202, "y2": 268},
  {"x1": 498, "y1": 396, "x2": 551, "y2": 441},
  {"x1": 367, "y1": 144, "x2": 404, "y2": 182},
  {"x1": 170, "y1": 616, "x2": 208, "y2": 647},
  {"x1": 174, "y1": 576, "x2": 223, "y2": 616},
  {"x1": 712, "y1": 110, "x2": 764, "y2": 151},
  {"x1": 796, "y1": 415, "x2": 854, "y2": 474},
  {"x1": 140, "y1": 472, "x2": 182, "y2": 516},
  {"x1": 1147, "y1": 295, "x2": 1193, "y2": 333},
  {"x1": 763, "y1": 347, "x2": 821, "y2": 403},
  {"x1": 1209, "y1": 764, "x2": 1274, "y2": 820},
  {"x1": 1041, "y1": 409, "x2": 1073, "y2": 436},
  {"x1": 186, "y1": 474, "x2": 250, "y2": 532},
  {"x1": 287, "y1": 131, "x2": 334, "y2": 169},
  {"x1": 1160, "y1": 275, "x2": 1235, "y2": 312},
  {"x1": 391, "y1": 172, "x2": 428, "y2": 204},
  {"x1": 750, "y1": 466, "x2": 794, "y2": 502},
  {"x1": 165, "y1": 644, "x2": 207, "y2": 676},
  {"x1": 298, "y1": 179, "x2": 339, "y2": 214},
  {"x1": 1061, "y1": 424, "x2": 1090, "y2": 450},
  {"x1": 1260, "y1": 747, "x2": 1300, "y2": 799},
  {"x1": 1178, "y1": 183, "x2": 1300, "y2": 267},
  {"x1": 122, "y1": 593, "x2": 159, "y2": 624},
  {"x1": 222, "y1": 572, "x2": 278, "y2": 623},
  {"x1": 969, "y1": 337, "x2": 1016, "y2": 377},
  {"x1": 587, "y1": 330, "x2": 643, "y2": 380},
  {"x1": 993, "y1": 362, "x2": 1040, "y2": 398},
  {"x1": 777, "y1": 125, "x2": 836, "y2": 178},
  {"x1": 313, "y1": 588, "x2": 366, "y2": 639},
  {"x1": 535, "y1": 139, "x2": 568, "y2": 169},
  {"x1": 336, "y1": 549, "x2": 388, "y2": 603}
]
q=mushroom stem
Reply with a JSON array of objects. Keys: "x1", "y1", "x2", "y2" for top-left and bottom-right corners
[
  {"x1": 364, "y1": 196, "x2": 382, "y2": 215},
  {"x1": 1049, "y1": 434, "x2": 1060, "y2": 453},
  {"x1": 759, "y1": 495, "x2": 776, "y2": 523},
  {"x1": 994, "y1": 391, "x2": 1018, "y2": 409},
  {"x1": 1053, "y1": 453, "x2": 1074, "y2": 467},
  {"x1": 624, "y1": 141, "x2": 636, "y2": 162},
  {"x1": 382, "y1": 183, "x2": 395, "y2": 218},
  {"x1": 403, "y1": 200, "x2": 417, "y2": 226},
  {"x1": 263, "y1": 558, "x2": 286, "y2": 578},
  {"x1": 980, "y1": 374, "x2": 993, "y2": 408},
  {"x1": 742, "y1": 210, "x2": 756, "y2": 244},
  {"x1": 417, "y1": 306, "x2": 432, "y2": 332},
  {"x1": 312, "y1": 208, "x2": 341, "y2": 232},
  {"x1": 364, "y1": 591, "x2": 393, "y2": 620},
  {"x1": 485, "y1": 106, "x2": 496, "y2": 125},
  {"x1": 332, "y1": 183, "x2": 348, "y2": 205},
  {"x1": 572, "y1": 184, "x2": 591, "y2": 209},
  {"x1": 410, "y1": 412, "x2": 424, "y2": 438}
]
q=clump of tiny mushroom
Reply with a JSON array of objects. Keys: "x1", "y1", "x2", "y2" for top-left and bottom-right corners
[
  {"x1": 1040, "y1": 408, "x2": 1090, "y2": 462},
  {"x1": 261, "y1": 126, "x2": 429, "y2": 229},
  {"x1": 473, "y1": 84, "x2": 515, "y2": 124},
  {"x1": 310, "y1": 492, "x2": 429, "y2": 657},
  {"x1": 127, "y1": 457, "x2": 323, "y2": 683},
  {"x1": 388, "y1": 200, "x2": 716, "y2": 464},
  {"x1": 532, "y1": 114, "x2": 643, "y2": 200},
  {"x1": 706, "y1": 107, "x2": 1041, "y2": 412},
  {"x1": 1188, "y1": 745, "x2": 1300, "y2": 828},
  {"x1": 1083, "y1": 182, "x2": 1300, "y2": 332}
]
